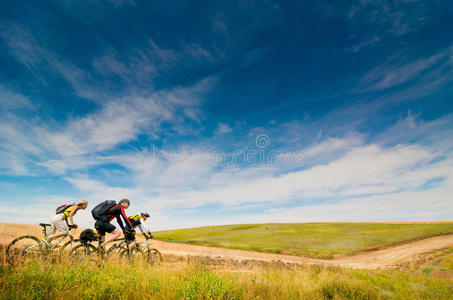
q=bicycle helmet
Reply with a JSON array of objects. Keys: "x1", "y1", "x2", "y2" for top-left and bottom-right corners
[{"x1": 141, "y1": 212, "x2": 150, "y2": 218}]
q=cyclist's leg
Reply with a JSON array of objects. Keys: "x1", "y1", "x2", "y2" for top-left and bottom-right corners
[
  {"x1": 103, "y1": 229, "x2": 121, "y2": 245},
  {"x1": 46, "y1": 216, "x2": 58, "y2": 237},
  {"x1": 95, "y1": 220, "x2": 118, "y2": 246},
  {"x1": 47, "y1": 215, "x2": 68, "y2": 240}
]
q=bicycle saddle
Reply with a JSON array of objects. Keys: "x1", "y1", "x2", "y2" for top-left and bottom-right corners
[{"x1": 39, "y1": 223, "x2": 51, "y2": 227}]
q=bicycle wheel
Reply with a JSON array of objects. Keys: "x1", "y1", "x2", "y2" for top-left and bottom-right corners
[
  {"x1": 119, "y1": 247, "x2": 144, "y2": 263},
  {"x1": 69, "y1": 243, "x2": 98, "y2": 262},
  {"x1": 59, "y1": 239, "x2": 80, "y2": 256},
  {"x1": 6, "y1": 235, "x2": 43, "y2": 265},
  {"x1": 147, "y1": 248, "x2": 162, "y2": 265}
]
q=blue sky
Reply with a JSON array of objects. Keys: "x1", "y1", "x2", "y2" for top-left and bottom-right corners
[{"x1": 1, "y1": 0, "x2": 452, "y2": 229}]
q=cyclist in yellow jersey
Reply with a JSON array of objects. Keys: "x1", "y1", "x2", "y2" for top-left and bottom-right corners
[
  {"x1": 44, "y1": 200, "x2": 88, "y2": 244},
  {"x1": 125, "y1": 212, "x2": 153, "y2": 247}
]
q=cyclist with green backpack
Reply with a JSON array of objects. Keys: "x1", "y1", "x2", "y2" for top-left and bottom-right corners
[{"x1": 43, "y1": 200, "x2": 88, "y2": 245}]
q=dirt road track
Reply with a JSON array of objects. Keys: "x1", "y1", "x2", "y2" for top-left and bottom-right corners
[{"x1": 150, "y1": 234, "x2": 453, "y2": 270}]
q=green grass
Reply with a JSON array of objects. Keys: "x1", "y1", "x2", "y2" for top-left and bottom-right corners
[
  {"x1": 1, "y1": 260, "x2": 452, "y2": 299},
  {"x1": 155, "y1": 223, "x2": 453, "y2": 259},
  {"x1": 422, "y1": 268, "x2": 433, "y2": 275},
  {"x1": 442, "y1": 255, "x2": 453, "y2": 271}
]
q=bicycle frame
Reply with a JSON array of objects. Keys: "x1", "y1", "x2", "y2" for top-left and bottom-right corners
[
  {"x1": 45, "y1": 234, "x2": 74, "y2": 250},
  {"x1": 40, "y1": 224, "x2": 76, "y2": 251},
  {"x1": 139, "y1": 240, "x2": 150, "y2": 250},
  {"x1": 110, "y1": 237, "x2": 149, "y2": 252},
  {"x1": 111, "y1": 238, "x2": 128, "y2": 249}
]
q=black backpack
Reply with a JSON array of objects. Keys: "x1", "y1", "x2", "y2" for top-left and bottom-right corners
[{"x1": 91, "y1": 200, "x2": 116, "y2": 221}]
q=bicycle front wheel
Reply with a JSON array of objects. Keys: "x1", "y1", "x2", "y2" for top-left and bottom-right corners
[
  {"x1": 59, "y1": 239, "x2": 80, "y2": 256},
  {"x1": 119, "y1": 247, "x2": 144, "y2": 263},
  {"x1": 147, "y1": 248, "x2": 162, "y2": 265},
  {"x1": 6, "y1": 235, "x2": 43, "y2": 265},
  {"x1": 69, "y1": 243, "x2": 99, "y2": 262}
]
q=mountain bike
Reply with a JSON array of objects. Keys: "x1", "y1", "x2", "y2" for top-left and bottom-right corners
[
  {"x1": 106, "y1": 236, "x2": 162, "y2": 264},
  {"x1": 6, "y1": 223, "x2": 77, "y2": 265},
  {"x1": 69, "y1": 236, "x2": 139, "y2": 263},
  {"x1": 70, "y1": 234, "x2": 161, "y2": 264}
]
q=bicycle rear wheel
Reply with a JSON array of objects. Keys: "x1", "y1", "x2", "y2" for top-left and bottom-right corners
[{"x1": 6, "y1": 235, "x2": 43, "y2": 265}]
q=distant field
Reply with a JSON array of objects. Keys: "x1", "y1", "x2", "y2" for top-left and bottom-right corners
[{"x1": 155, "y1": 222, "x2": 453, "y2": 259}]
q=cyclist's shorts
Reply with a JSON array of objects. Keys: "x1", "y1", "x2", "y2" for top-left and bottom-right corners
[{"x1": 94, "y1": 220, "x2": 116, "y2": 236}]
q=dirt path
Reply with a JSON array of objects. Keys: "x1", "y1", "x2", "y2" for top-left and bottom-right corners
[{"x1": 149, "y1": 234, "x2": 453, "y2": 270}]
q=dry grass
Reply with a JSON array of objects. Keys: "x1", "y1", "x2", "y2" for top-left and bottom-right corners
[{"x1": 1, "y1": 257, "x2": 452, "y2": 299}]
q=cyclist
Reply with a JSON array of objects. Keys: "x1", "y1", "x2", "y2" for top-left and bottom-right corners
[
  {"x1": 127, "y1": 212, "x2": 154, "y2": 247},
  {"x1": 44, "y1": 200, "x2": 88, "y2": 244},
  {"x1": 94, "y1": 199, "x2": 135, "y2": 249}
]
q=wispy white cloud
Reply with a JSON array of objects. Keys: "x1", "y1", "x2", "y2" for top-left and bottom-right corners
[
  {"x1": 358, "y1": 50, "x2": 449, "y2": 92},
  {"x1": 251, "y1": 177, "x2": 453, "y2": 223},
  {"x1": 0, "y1": 86, "x2": 36, "y2": 110},
  {"x1": 92, "y1": 40, "x2": 177, "y2": 86},
  {"x1": 0, "y1": 23, "x2": 101, "y2": 99},
  {"x1": 0, "y1": 75, "x2": 215, "y2": 175},
  {"x1": 345, "y1": 36, "x2": 380, "y2": 53},
  {"x1": 149, "y1": 143, "x2": 438, "y2": 208},
  {"x1": 215, "y1": 123, "x2": 232, "y2": 135},
  {"x1": 347, "y1": 0, "x2": 432, "y2": 36},
  {"x1": 185, "y1": 43, "x2": 215, "y2": 62}
]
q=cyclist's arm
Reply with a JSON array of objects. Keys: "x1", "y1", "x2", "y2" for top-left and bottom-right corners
[
  {"x1": 137, "y1": 223, "x2": 146, "y2": 235},
  {"x1": 118, "y1": 206, "x2": 134, "y2": 232},
  {"x1": 137, "y1": 221, "x2": 152, "y2": 238},
  {"x1": 68, "y1": 206, "x2": 78, "y2": 226},
  {"x1": 116, "y1": 216, "x2": 126, "y2": 231}
]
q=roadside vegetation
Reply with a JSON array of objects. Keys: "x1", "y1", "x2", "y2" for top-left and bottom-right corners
[
  {"x1": 155, "y1": 222, "x2": 453, "y2": 259},
  {"x1": 414, "y1": 246, "x2": 453, "y2": 279},
  {"x1": 1, "y1": 259, "x2": 452, "y2": 300}
]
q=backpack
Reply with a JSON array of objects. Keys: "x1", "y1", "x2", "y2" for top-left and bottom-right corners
[
  {"x1": 91, "y1": 200, "x2": 117, "y2": 221},
  {"x1": 80, "y1": 229, "x2": 99, "y2": 243},
  {"x1": 56, "y1": 203, "x2": 74, "y2": 214}
]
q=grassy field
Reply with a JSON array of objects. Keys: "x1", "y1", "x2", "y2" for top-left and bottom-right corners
[
  {"x1": 1, "y1": 259, "x2": 452, "y2": 300},
  {"x1": 155, "y1": 222, "x2": 453, "y2": 259}
]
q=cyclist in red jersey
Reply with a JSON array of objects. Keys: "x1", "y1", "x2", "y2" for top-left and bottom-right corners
[{"x1": 94, "y1": 199, "x2": 135, "y2": 249}]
